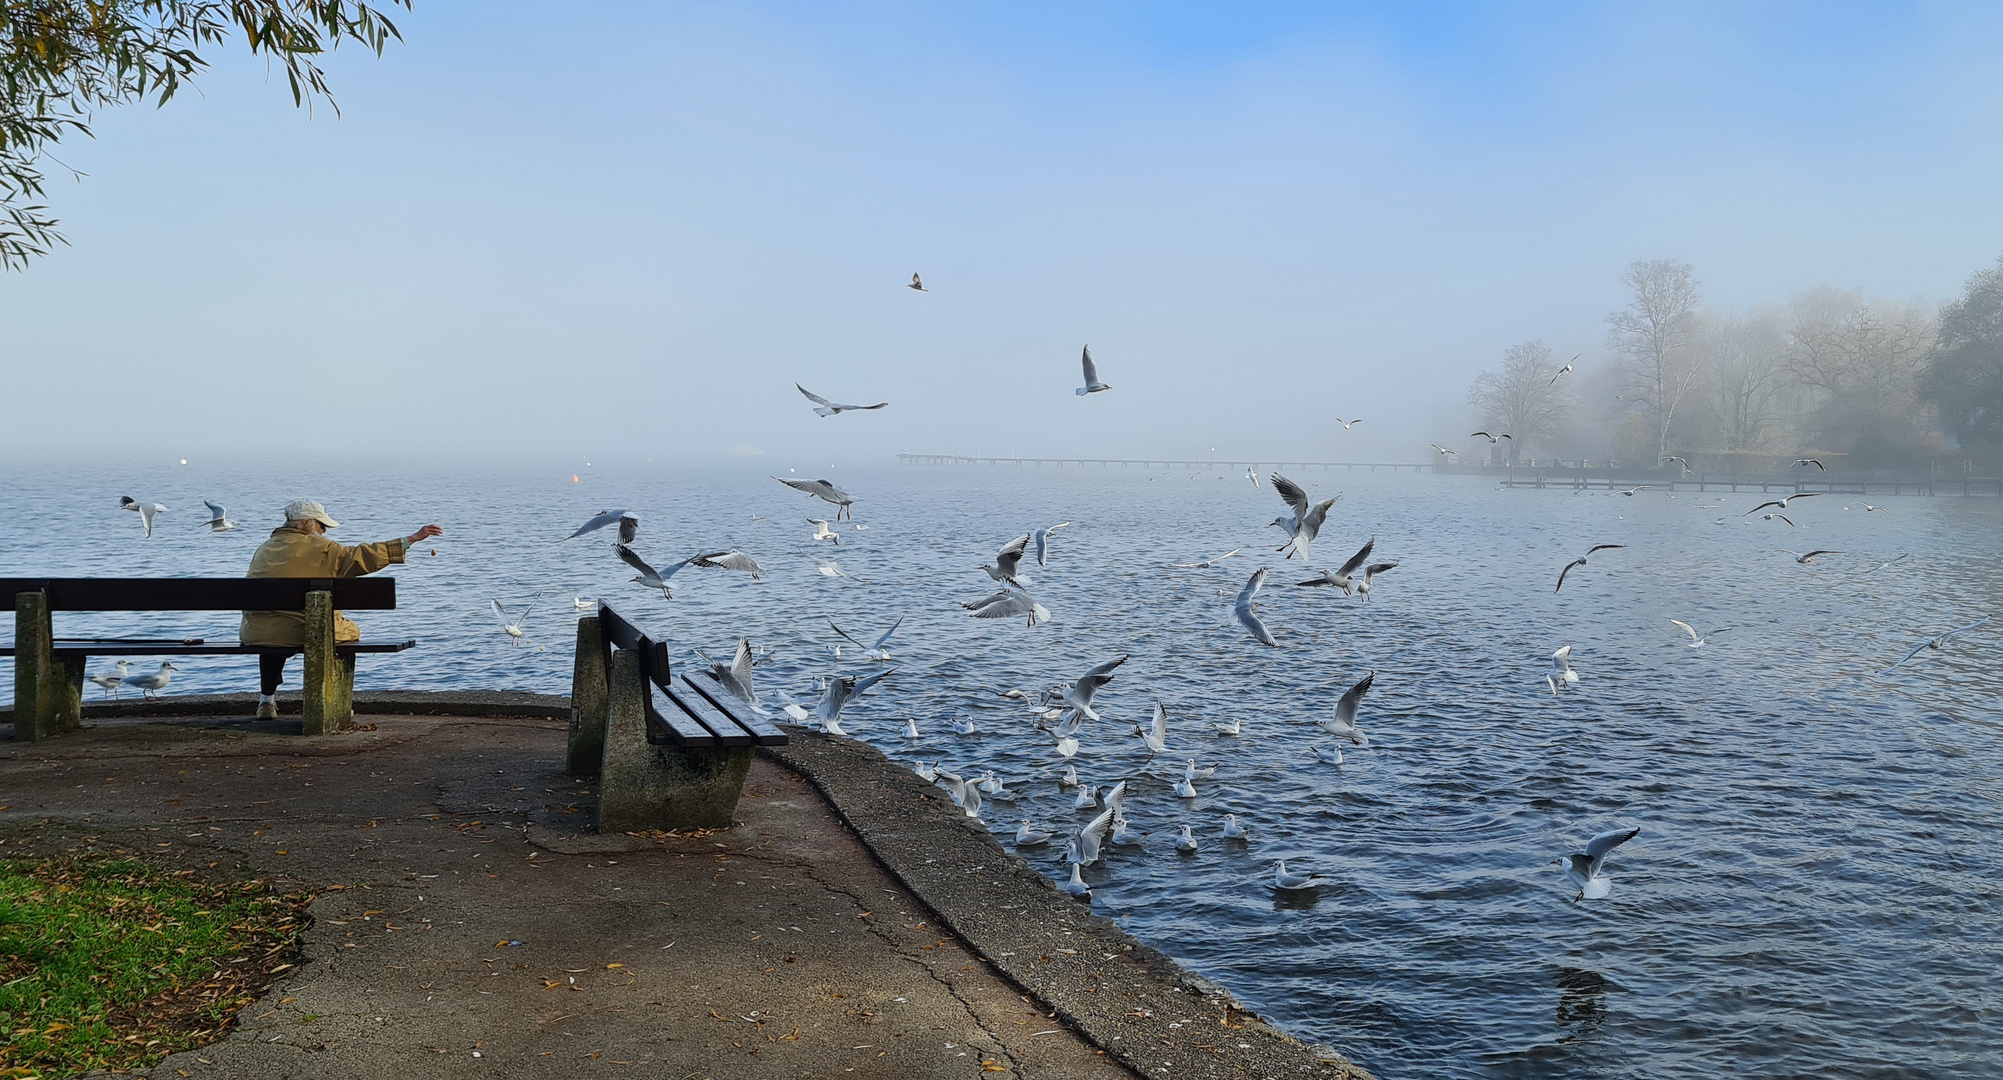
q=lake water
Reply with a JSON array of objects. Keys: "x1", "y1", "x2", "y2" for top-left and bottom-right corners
[{"x1": 4, "y1": 461, "x2": 2000, "y2": 1078}]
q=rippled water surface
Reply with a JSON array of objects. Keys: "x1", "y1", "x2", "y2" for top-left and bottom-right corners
[{"x1": 5, "y1": 462, "x2": 2001, "y2": 1078}]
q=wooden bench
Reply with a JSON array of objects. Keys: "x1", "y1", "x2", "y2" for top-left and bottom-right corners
[
  {"x1": 567, "y1": 603, "x2": 786, "y2": 831},
  {"x1": 5, "y1": 578, "x2": 414, "y2": 740}
]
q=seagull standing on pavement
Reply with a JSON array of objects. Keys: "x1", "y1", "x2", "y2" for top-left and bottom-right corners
[
  {"x1": 123, "y1": 662, "x2": 180, "y2": 701},
  {"x1": 1076, "y1": 346, "x2": 1112, "y2": 395},
  {"x1": 87, "y1": 660, "x2": 133, "y2": 700}
]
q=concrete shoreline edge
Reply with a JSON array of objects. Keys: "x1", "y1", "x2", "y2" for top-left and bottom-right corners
[{"x1": 2, "y1": 691, "x2": 1375, "y2": 1080}]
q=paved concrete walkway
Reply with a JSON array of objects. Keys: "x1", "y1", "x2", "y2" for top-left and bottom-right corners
[
  {"x1": 3, "y1": 715, "x2": 1133, "y2": 1079},
  {"x1": 2, "y1": 709, "x2": 1373, "y2": 1080}
]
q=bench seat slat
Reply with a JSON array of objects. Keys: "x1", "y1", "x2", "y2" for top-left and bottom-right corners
[
  {"x1": 683, "y1": 670, "x2": 790, "y2": 746},
  {"x1": 663, "y1": 675, "x2": 753, "y2": 747},
  {"x1": 5, "y1": 640, "x2": 417, "y2": 657},
  {"x1": 645, "y1": 686, "x2": 714, "y2": 747},
  {"x1": 2, "y1": 577, "x2": 397, "y2": 611}
]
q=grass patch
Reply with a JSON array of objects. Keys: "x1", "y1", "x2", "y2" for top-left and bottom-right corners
[{"x1": 0, "y1": 854, "x2": 308, "y2": 1079}]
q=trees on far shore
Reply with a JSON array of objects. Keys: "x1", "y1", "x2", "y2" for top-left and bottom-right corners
[{"x1": 1466, "y1": 341, "x2": 1572, "y2": 465}]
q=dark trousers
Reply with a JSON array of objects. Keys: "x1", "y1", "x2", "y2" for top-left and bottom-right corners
[{"x1": 259, "y1": 652, "x2": 292, "y2": 695}]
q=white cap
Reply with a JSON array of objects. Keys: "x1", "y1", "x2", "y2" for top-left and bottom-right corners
[{"x1": 283, "y1": 499, "x2": 340, "y2": 529}]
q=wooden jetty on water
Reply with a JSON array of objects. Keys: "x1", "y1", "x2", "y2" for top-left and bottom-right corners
[
  {"x1": 897, "y1": 453, "x2": 1429, "y2": 473},
  {"x1": 1489, "y1": 470, "x2": 2002, "y2": 498}
]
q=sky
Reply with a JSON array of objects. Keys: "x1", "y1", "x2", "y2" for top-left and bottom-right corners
[{"x1": 3, "y1": 1, "x2": 2001, "y2": 467}]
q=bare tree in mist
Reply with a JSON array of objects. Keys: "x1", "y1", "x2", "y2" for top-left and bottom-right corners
[
  {"x1": 1466, "y1": 341, "x2": 1572, "y2": 464},
  {"x1": 1701, "y1": 310, "x2": 1795, "y2": 452},
  {"x1": 1785, "y1": 287, "x2": 1935, "y2": 456},
  {"x1": 1606, "y1": 258, "x2": 1704, "y2": 463}
]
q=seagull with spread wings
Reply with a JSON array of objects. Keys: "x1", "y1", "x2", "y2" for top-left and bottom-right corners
[
  {"x1": 907, "y1": 272, "x2": 928, "y2": 292},
  {"x1": 1173, "y1": 548, "x2": 1240, "y2": 569},
  {"x1": 981, "y1": 534, "x2": 1032, "y2": 586},
  {"x1": 1882, "y1": 614, "x2": 1992, "y2": 675},
  {"x1": 1470, "y1": 431, "x2": 1512, "y2": 443},
  {"x1": 700, "y1": 638, "x2": 760, "y2": 709},
  {"x1": 1322, "y1": 672, "x2": 1374, "y2": 745},
  {"x1": 1744, "y1": 492, "x2": 1819, "y2": 516},
  {"x1": 560, "y1": 509, "x2": 630, "y2": 542},
  {"x1": 196, "y1": 500, "x2": 237, "y2": 533},
  {"x1": 829, "y1": 615, "x2": 903, "y2": 661},
  {"x1": 1032, "y1": 522, "x2": 1070, "y2": 567},
  {"x1": 811, "y1": 668, "x2": 894, "y2": 735},
  {"x1": 795, "y1": 383, "x2": 889, "y2": 418},
  {"x1": 1269, "y1": 474, "x2": 1337, "y2": 560},
  {"x1": 1668, "y1": 619, "x2": 1731, "y2": 647},
  {"x1": 775, "y1": 476, "x2": 857, "y2": 519},
  {"x1": 616, "y1": 544, "x2": 696, "y2": 599},
  {"x1": 963, "y1": 584, "x2": 1051, "y2": 627},
  {"x1": 1557, "y1": 827, "x2": 1640, "y2": 902},
  {"x1": 1295, "y1": 538, "x2": 1376, "y2": 595},
  {"x1": 692, "y1": 550, "x2": 765, "y2": 578},
  {"x1": 120, "y1": 496, "x2": 167, "y2": 538},
  {"x1": 1549, "y1": 356, "x2": 1578, "y2": 385},
  {"x1": 1234, "y1": 566, "x2": 1279, "y2": 647},
  {"x1": 1792, "y1": 458, "x2": 1825, "y2": 470},
  {"x1": 1776, "y1": 548, "x2": 1842, "y2": 564},
  {"x1": 1555, "y1": 544, "x2": 1626, "y2": 592},
  {"x1": 1429, "y1": 443, "x2": 1463, "y2": 460}
]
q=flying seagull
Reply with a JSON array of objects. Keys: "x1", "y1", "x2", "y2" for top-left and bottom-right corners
[
  {"x1": 1429, "y1": 443, "x2": 1463, "y2": 460},
  {"x1": 963, "y1": 584, "x2": 1051, "y2": 627},
  {"x1": 1269, "y1": 474, "x2": 1337, "y2": 560},
  {"x1": 691, "y1": 550, "x2": 765, "y2": 578},
  {"x1": 616, "y1": 544, "x2": 696, "y2": 599},
  {"x1": 1056, "y1": 655, "x2": 1127, "y2": 721},
  {"x1": 1555, "y1": 544, "x2": 1626, "y2": 592},
  {"x1": 1744, "y1": 492, "x2": 1819, "y2": 516},
  {"x1": 1356, "y1": 561, "x2": 1397, "y2": 599},
  {"x1": 1076, "y1": 345, "x2": 1112, "y2": 395},
  {"x1": 1134, "y1": 703, "x2": 1170, "y2": 764},
  {"x1": 1792, "y1": 458, "x2": 1825, "y2": 470},
  {"x1": 1777, "y1": 549, "x2": 1842, "y2": 564},
  {"x1": 560, "y1": 509, "x2": 630, "y2": 542},
  {"x1": 1557, "y1": 827, "x2": 1640, "y2": 902},
  {"x1": 1547, "y1": 645, "x2": 1579, "y2": 694},
  {"x1": 1660, "y1": 455, "x2": 1691, "y2": 473},
  {"x1": 1032, "y1": 522, "x2": 1070, "y2": 567},
  {"x1": 828, "y1": 615, "x2": 903, "y2": 661},
  {"x1": 811, "y1": 668, "x2": 894, "y2": 734},
  {"x1": 1548, "y1": 356, "x2": 1578, "y2": 385},
  {"x1": 775, "y1": 476, "x2": 857, "y2": 520},
  {"x1": 981, "y1": 534, "x2": 1032, "y2": 586},
  {"x1": 1333, "y1": 417, "x2": 1364, "y2": 430},
  {"x1": 1323, "y1": 671, "x2": 1373, "y2": 744},
  {"x1": 1759, "y1": 513, "x2": 1796, "y2": 527},
  {"x1": 490, "y1": 596, "x2": 543, "y2": 646},
  {"x1": 1859, "y1": 503, "x2": 1887, "y2": 512},
  {"x1": 795, "y1": 384, "x2": 889, "y2": 418},
  {"x1": 120, "y1": 496, "x2": 167, "y2": 538},
  {"x1": 1863, "y1": 553, "x2": 1909, "y2": 574},
  {"x1": 1668, "y1": 619, "x2": 1731, "y2": 647},
  {"x1": 809, "y1": 518, "x2": 841, "y2": 544},
  {"x1": 1611, "y1": 485, "x2": 1650, "y2": 497},
  {"x1": 1469, "y1": 431, "x2": 1512, "y2": 443},
  {"x1": 907, "y1": 272, "x2": 928, "y2": 292},
  {"x1": 1295, "y1": 538, "x2": 1376, "y2": 595},
  {"x1": 1173, "y1": 549, "x2": 1240, "y2": 569},
  {"x1": 1234, "y1": 566, "x2": 1279, "y2": 647},
  {"x1": 196, "y1": 500, "x2": 237, "y2": 533},
  {"x1": 1882, "y1": 614, "x2": 1992, "y2": 675},
  {"x1": 702, "y1": 638, "x2": 759, "y2": 708}
]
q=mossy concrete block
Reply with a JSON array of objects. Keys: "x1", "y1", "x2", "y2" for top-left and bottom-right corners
[
  {"x1": 568, "y1": 616, "x2": 608, "y2": 777},
  {"x1": 301, "y1": 590, "x2": 354, "y2": 735},
  {"x1": 597, "y1": 649, "x2": 752, "y2": 832}
]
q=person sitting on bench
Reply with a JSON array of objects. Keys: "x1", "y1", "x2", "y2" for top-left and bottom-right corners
[{"x1": 241, "y1": 500, "x2": 442, "y2": 719}]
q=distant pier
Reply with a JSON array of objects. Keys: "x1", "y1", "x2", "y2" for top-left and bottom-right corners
[
  {"x1": 1487, "y1": 470, "x2": 2002, "y2": 498},
  {"x1": 897, "y1": 453, "x2": 1430, "y2": 473}
]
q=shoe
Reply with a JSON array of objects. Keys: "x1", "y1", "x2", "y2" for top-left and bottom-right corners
[{"x1": 257, "y1": 699, "x2": 278, "y2": 720}]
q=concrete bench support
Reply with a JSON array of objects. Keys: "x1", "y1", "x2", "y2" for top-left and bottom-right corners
[
  {"x1": 598, "y1": 649, "x2": 753, "y2": 832},
  {"x1": 300, "y1": 590, "x2": 355, "y2": 735},
  {"x1": 12, "y1": 591, "x2": 55, "y2": 741},
  {"x1": 567, "y1": 615, "x2": 609, "y2": 777}
]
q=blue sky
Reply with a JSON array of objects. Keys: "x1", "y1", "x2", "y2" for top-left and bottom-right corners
[{"x1": 4, "y1": 2, "x2": 2000, "y2": 465}]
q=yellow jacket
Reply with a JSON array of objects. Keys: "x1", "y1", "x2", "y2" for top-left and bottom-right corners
[{"x1": 239, "y1": 526, "x2": 408, "y2": 646}]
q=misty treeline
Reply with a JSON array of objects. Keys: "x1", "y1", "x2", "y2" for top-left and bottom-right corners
[{"x1": 1463, "y1": 253, "x2": 2003, "y2": 473}]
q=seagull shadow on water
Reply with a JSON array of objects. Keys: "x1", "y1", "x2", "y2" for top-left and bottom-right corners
[{"x1": 1553, "y1": 965, "x2": 1613, "y2": 1040}]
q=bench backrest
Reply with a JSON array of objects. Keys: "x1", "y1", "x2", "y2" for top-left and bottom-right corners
[{"x1": 2, "y1": 578, "x2": 397, "y2": 611}]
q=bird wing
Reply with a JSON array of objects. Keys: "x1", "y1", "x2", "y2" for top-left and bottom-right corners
[
  {"x1": 1584, "y1": 826, "x2": 1640, "y2": 864},
  {"x1": 1150, "y1": 703, "x2": 1167, "y2": 743},
  {"x1": 996, "y1": 534, "x2": 1030, "y2": 576},
  {"x1": 694, "y1": 550, "x2": 764, "y2": 576},
  {"x1": 1080, "y1": 346, "x2": 1099, "y2": 385},
  {"x1": 774, "y1": 476, "x2": 814, "y2": 494},
  {"x1": 1235, "y1": 566, "x2": 1267, "y2": 608},
  {"x1": 203, "y1": 500, "x2": 226, "y2": 521},
  {"x1": 1337, "y1": 537, "x2": 1376, "y2": 577},
  {"x1": 491, "y1": 599, "x2": 512, "y2": 627},
  {"x1": 796, "y1": 384, "x2": 836, "y2": 408},
  {"x1": 563, "y1": 509, "x2": 628, "y2": 540},
  {"x1": 1074, "y1": 654, "x2": 1128, "y2": 693},
  {"x1": 1668, "y1": 619, "x2": 1699, "y2": 642},
  {"x1": 961, "y1": 589, "x2": 1014, "y2": 611},
  {"x1": 827, "y1": 619, "x2": 867, "y2": 650},
  {"x1": 1302, "y1": 498, "x2": 1337, "y2": 535},
  {"x1": 731, "y1": 638, "x2": 756, "y2": 690},
  {"x1": 968, "y1": 588, "x2": 1039, "y2": 619},
  {"x1": 618, "y1": 515, "x2": 639, "y2": 545},
  {"x1": 1555, "y1": 558, "x2": 1583, "y2": 592},
  {"x1": 615, "y1": 543, "x2": 662, "y2": 581},
  {"x1": 1802, "y1": 550, "x2": 1842, "y2": 560},
  {"x1": 1334, "y1": 671, "x2": 1374, "y2": 725},
  {"x1": 1882, "y1": 639, "x2": 1934, "y2": 674},
  {"x1": 1235, "y1": 570, "x2": 1278, "y2": 646},
  {"x1": 1944, "y1": 614, "x2": 1994, "y2": 640},
  {"x1": 851, "y1": 401, "x2": 889, "y2": 411},
  {"x1": 1270, "y1": 474, "x2": 1310, "y2": 519},
  {"x1": 1364, "y1": 562, "x2": 1397, "y2": 576},
  {"x1": 1783, "y1": 492, "x2": 1821, "y2": 505},
  {"x1": 1295, "y1": 574, "x2": 1335, "y2": 587},
  {"x1": 850, "y1": 668, "x2": 894, "y2": 697},
  {"x1": 1583, "y1": 544, "x2": 1626, "y2": 557},
  {"x1": 871, "y1": 616, "x2": 903, "y2": 652},
  {"x1": 1772, "y1": 514, "x2": 1795, "y2": 527},
  {"x1": 1744, "y1": 500, "x2": 1783, "y2": 516}
]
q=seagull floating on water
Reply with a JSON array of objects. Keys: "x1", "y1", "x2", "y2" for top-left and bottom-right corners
[
  {"x1": 1076, "y1": 345, "x2": 1112, "y2": 395},
  {"x1": 1175, "y1": 825, "x2": 1199, "y2": 853},
  {"x1": 1062, "y1": 863, "x2": 1092, "y2": 900},
  {"x1": 1557, "y1": 827, "x2": 1640, "y2": 902},
  {"x1": 795, "y1": 383, "x2": 888, "y2": 418},
  {"x1": 1212, "y1": 716, "x2": 1241, "y2": 736},
  {"x1": 1015, "y1": 821, "x2": 1052, "y2": 846},
  {"x1": 1310, "y1": 744, "x2": 1345, "y2": 765},
  {"x1": 1273, "y1": 860, "x2": 1326, "y2": 891},
  {"x1": 1222, "y1": 814, "x2": 1248, "y2": 840}
]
